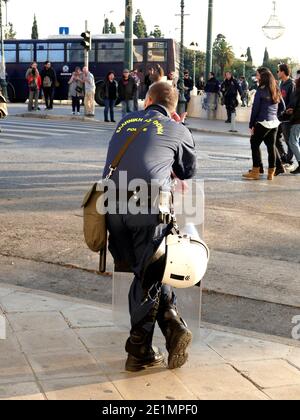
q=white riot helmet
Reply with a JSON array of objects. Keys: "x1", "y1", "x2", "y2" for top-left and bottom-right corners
[{"x1": 143, "y1": 224, "x2": 210, "y2": 289}]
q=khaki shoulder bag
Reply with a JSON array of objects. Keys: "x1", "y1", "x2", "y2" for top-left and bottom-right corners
[{"x1": 82, "y1": 122, "x2": 151, "y2": 272}]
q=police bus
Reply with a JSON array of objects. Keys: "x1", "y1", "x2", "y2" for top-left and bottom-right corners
[{"x1": 2, "y1": 35, "x2": 179, "y2": 105}]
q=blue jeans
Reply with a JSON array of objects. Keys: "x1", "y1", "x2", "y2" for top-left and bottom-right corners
[
  {"x1": 104, "y1": 99, "x2": 116, "y2": 121},
  {"x1": 289, "y1": 124, "x2": 300, "y2": 162},
  {"x1": 121, "y1": 100, "x2": 134, "y2": 117}
]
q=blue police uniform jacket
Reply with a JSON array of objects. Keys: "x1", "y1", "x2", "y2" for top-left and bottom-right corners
[{"x1": 103, "y1": 105, "x2": 197, "y2": 188}]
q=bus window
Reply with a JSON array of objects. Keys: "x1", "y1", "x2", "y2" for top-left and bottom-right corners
[
  {"x1": 147, "y1": 42, "x2": 167, "y2": 62},
  {"x1": 37, "y1": 43, "x2": 65, "y2": 63},
  {"x1": 133, "y1": 45, "x2": 143, "y2": 63},
  {"x1": 67, "y1": 42, "x2": 95, "y2": 63},
  {"x1": 19, "y1": 43, "x2": 34, "y2": 63},
  {"x1": 1, "y1": 44, "x2": 16, "y2": 63},
  {"x1": 97, "y1": 42, "x2": 123, "y2": 63}
]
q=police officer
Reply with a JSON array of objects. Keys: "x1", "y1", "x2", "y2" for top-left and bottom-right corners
[{"x1": 103, "y1": 82, "x2": 197, "y2": 372}]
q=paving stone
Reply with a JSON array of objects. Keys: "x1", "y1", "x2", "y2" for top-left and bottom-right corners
[
  {"x1": 287, "y1": 347, "x2": 300, "y2": 369},
  {"x1": 0, "y1": 353, "x2": 35, "y2": 385},
  {"x1": 7, "y1": 312, "x2": 68, "y2": 333},
  {"x1": 61, "y1": 305, "x2": 114, "y2": 329},
  {"x1": 175, "y1": 364, "x2": 267, "y2": 400},
  {"x1": 205, "y1": 331, "x2": 290, "y2": 362},
  {"x1": 27, "y1": 350, "x2": 105, "y2": 380},
  {"x1": 16, "y1": 329, "x2": 86, "y2": 355},
  {"x1": 108, "y1": 365, "x2": 198, "y2": 401},
  {"x1": 0, "y1": 334, "x2": 21, "y2": 354},
  {"x1": 0, "y1": 287, "x2": 15, "y2": 298},
  {"x1": 40, "y1": 376, "x2": 123, "y2": 400},
  {"x1": 75, "y1": 327, "x2": 129, "y2": 350},
  {"x1": 264, "y1": 385, "x2": 300, "y2": 400},
  {"x1": 187, "y1": 344, "x2": 225, "y2": 367},
  {"x1": 233, "y1": 360, "x2": 300, "y2": 389},
  {"x1": 0, "y1": 292, "x2": 73, "y2": 313},
  {"x1": 0, "y1": 382, "x2": 45, "y2": 400}
]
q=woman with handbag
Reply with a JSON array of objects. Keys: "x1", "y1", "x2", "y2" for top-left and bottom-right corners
[
  {"x1": 243, "y1": 68, "x2": 283, "y2": 181},
  {"x1": 26, "y1": 62, "x2": 42, "y2": 112},
  {"x1": 68, "y1": 67, "x2": 84, "y2": 115}
]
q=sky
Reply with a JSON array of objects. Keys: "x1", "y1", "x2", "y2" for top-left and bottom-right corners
[{"x1": 5, "y1": 0, "x2": 300, "y2": 66}]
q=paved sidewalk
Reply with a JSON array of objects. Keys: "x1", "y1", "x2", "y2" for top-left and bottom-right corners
[
  {"x1": 1, "y1": 283, "x2": 300, "y2": 400},
  {"x1": 7, "y1": 103, "x2": 250, "y2": 137}
]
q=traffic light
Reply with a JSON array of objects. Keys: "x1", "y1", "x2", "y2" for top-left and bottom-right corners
[{"x1": 81, "y1": 31, "x2": 92, "y2": 51}]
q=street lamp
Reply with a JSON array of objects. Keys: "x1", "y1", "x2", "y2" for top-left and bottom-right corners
[
  {"x1": 240, "y1": 53, "x2": 248, "y2": 78},
  {"x1": 205, "y1": 0, "x2": 214, "y2": 81},
  {"x1": 124, "y1": 0, "x2": 133, "y2": 71},
  {"x1": 262, "y1": 1, "x2": 285, "y2": 40},
  {"x1": 176, "y1": 0, "x2": 187, "y2": 115},
  {"x1": 190, "y1": 42, "x2": 199, "y2": 88}
]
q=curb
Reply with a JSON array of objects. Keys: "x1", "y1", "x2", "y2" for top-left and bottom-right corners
[{"x1": 188, "y1": 126, "x2": 249, "y2": 138}]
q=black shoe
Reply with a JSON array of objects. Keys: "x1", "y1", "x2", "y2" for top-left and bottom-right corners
[
  {"x1": 275, "y1": 166, "x2": 286, "y2": 176},
  {"x1": 158, "y1": 308, "x2": 192, "y2": 370},
  {"x1": 105, "y1": 119, "x2": 110, "y2": 123},
  {"x1": 111, "y1": 120, "x2": 116, "y2": 123},
  {"x1": 125, "y1": 347, "x2": 165, "y2": 372},
  {"x1": 225, "y1": 120, "x2": 231, "y2": 124},
  {"x1": 291, "y1": 166, "x2": 300, "y2": 175}
]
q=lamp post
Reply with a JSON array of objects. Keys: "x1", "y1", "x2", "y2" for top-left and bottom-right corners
[
  {"x1": 240, "y1": 53, "x2": 248, "y2": 78},
  {"x1": 124, "y1": 0, "x2": 133, "y2": 71},
  {"x1": 0, "y1": 0, "x2": 7, "y2": 99},
  {"x1": 177, "y1": 0, "x2": 187, "y2": 115},
  {"x1": 205, "y1": 0, "x2": 214, "y2": 81},
  {"x1": 190, "y1": 42, "x2": 199, "y2": 88}
]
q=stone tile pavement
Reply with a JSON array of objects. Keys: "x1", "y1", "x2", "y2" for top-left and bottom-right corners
[{"x1": 0, "y1": 283, "x2": 300, "y2": 400}]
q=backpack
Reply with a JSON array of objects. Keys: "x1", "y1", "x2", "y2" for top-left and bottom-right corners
[{"x1": 43, "y1": 76, "x2": 52, "y2": 88}]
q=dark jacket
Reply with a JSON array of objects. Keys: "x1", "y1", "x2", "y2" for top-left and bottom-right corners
[
  {"x1": 280, "y1": 78, "x2": 295, "y2": 109},
  {"x1": 289, "y1": 90, "x2": 300, "y2": 125},
  {"x1": 249, "y1": 86, "x2": 282, "y2": 129},
  {"x1": 103, "y1": 104, "x2": 196, "y2": 187},
  {"x1": 221, "y1": 77, "x2": 243, "y2": 99},
  {"x1": 205, "y1": 77, "x2": 220, "y2": 94},
  {"x1": 103, "y1": 79, "x2": 118, "y2": 100},
  {"x1": 40, "y1": 67, "x2": 57, "y2": 88},
  {"x1": 118, "y1": 76, "x2": 137, "y2": 101}
]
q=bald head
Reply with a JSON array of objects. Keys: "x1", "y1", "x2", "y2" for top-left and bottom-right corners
[{"x1": 145, "y1": 82, "x2": 179, "y2": 113}]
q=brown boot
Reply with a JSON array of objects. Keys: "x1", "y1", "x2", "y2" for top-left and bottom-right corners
[
  {"x1": 243, "y1": 167, "x2": 260, "y2": 180},
  {"x1": 268, "y1": 168, "x2": 276, "y2": 181}
]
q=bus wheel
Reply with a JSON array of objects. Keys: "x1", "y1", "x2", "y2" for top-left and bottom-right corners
[
  {"x1": 7, "y1": 82, "x2": 16, "y2": 102},
  {"x1": 95, "y1": 83, "x2": 105, "y2": 107}
]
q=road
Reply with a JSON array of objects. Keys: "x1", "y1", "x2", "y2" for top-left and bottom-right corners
[{"x1": 0, "y1": 115, "x2": 299, "y2": 338}]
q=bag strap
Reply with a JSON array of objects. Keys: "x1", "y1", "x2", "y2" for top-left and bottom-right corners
[{"x1": 105, "y1": 120, "x2": 156, "y2": 179}]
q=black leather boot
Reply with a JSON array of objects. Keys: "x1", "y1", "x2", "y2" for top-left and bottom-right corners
[
  {"x1": 125, "y1": 327, "x2": 164, "y2": 372},
  {"x1": 158, "y1": 307, "x2": 192, "y2": 370}
]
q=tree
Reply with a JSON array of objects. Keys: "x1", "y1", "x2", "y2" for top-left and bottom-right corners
[
  {"x1": 31, "y1": 14, "x2": 39, "y2": 40},
  {"x1": 5, "y1": 22, "x2": 16, "y2": 40},
  {"x1": 184, "y1": 47, "x2": 206, "y2": 81},
  {"x1": 109, "y1": 22, "x2": 117, "y2": 34},
  {"x1": 150, "y1": 26, "x2": 163, "y2": 38},
  {"x1": 102, "y1": 18, "x2": 110, "y2": 34},
  {"x1": 263, "y1": 47, "x2": 270, "y2": 67},
  {"x1": 133, "y1": 9, "x2": 148, "y2": 38},
  {"x1": 246, "y1": 47, "x2": 253, "y2": 65},
  {"x1": 213, "y1": 34, "x2": 234, "y2": 77}
]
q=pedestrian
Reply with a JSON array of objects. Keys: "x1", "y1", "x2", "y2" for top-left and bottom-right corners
[
  {"x1": 144, "y1": 67, "x2": 155, "y2": 94},
  {"x1": 197, "y1": 76, "x2": 205, "y2": 92},
  {"x1": 152, "y1": 65, "x2": 166, "y2": 83},
  {"x1": 285, "y1": 76, "x2": 300, "y2": 175},
  {"x1": 26, "y1": 62, "x2": 42, "y2": 112},
  {"x1": 277, "y1": 64, "x2": 296, "y2": 167},
  {"x1": 243, "y1": 68, "x2": 283, "y2": 181},
  {"x1": 68, "y1": 67, "x2": 84, "y2": 116},
  {"x1": 118, "y1": 69, "x2": 137, "y2": 118},
  {"x1": 221, "y1": 71, "x2": 243, "y2": 130},
  {"x1": 239, "y1": 76, "x2": 249, "y2": 107},
  {"x1": 167, "y1": 71, "x2": 177, "y2": 89},
  {"x1": 103, "y1": 71, "x2": 118, "y2": 123},
  {"x1": 82, "y1": 67, "x2": 96, "y2": 117},
  {"x1": 40, "y1": 61, "x2": 57, "y2": 110},
  {"x1": 182, "y1": 70, "x2": 194, "y2": 110},
  {"x1": 131, "y1": 69, "x2": 141, "y2": 112},
  {"x1": 103, "y1": 81, "x2": 196, "y2": 372},
  {"x1": 204, "y1": 72, "x2": 220, "y2": 117}
]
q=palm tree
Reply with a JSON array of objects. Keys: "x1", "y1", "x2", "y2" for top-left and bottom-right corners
[{"x1": 213, "y1": 34, "x2": 235, "y2": 77}]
